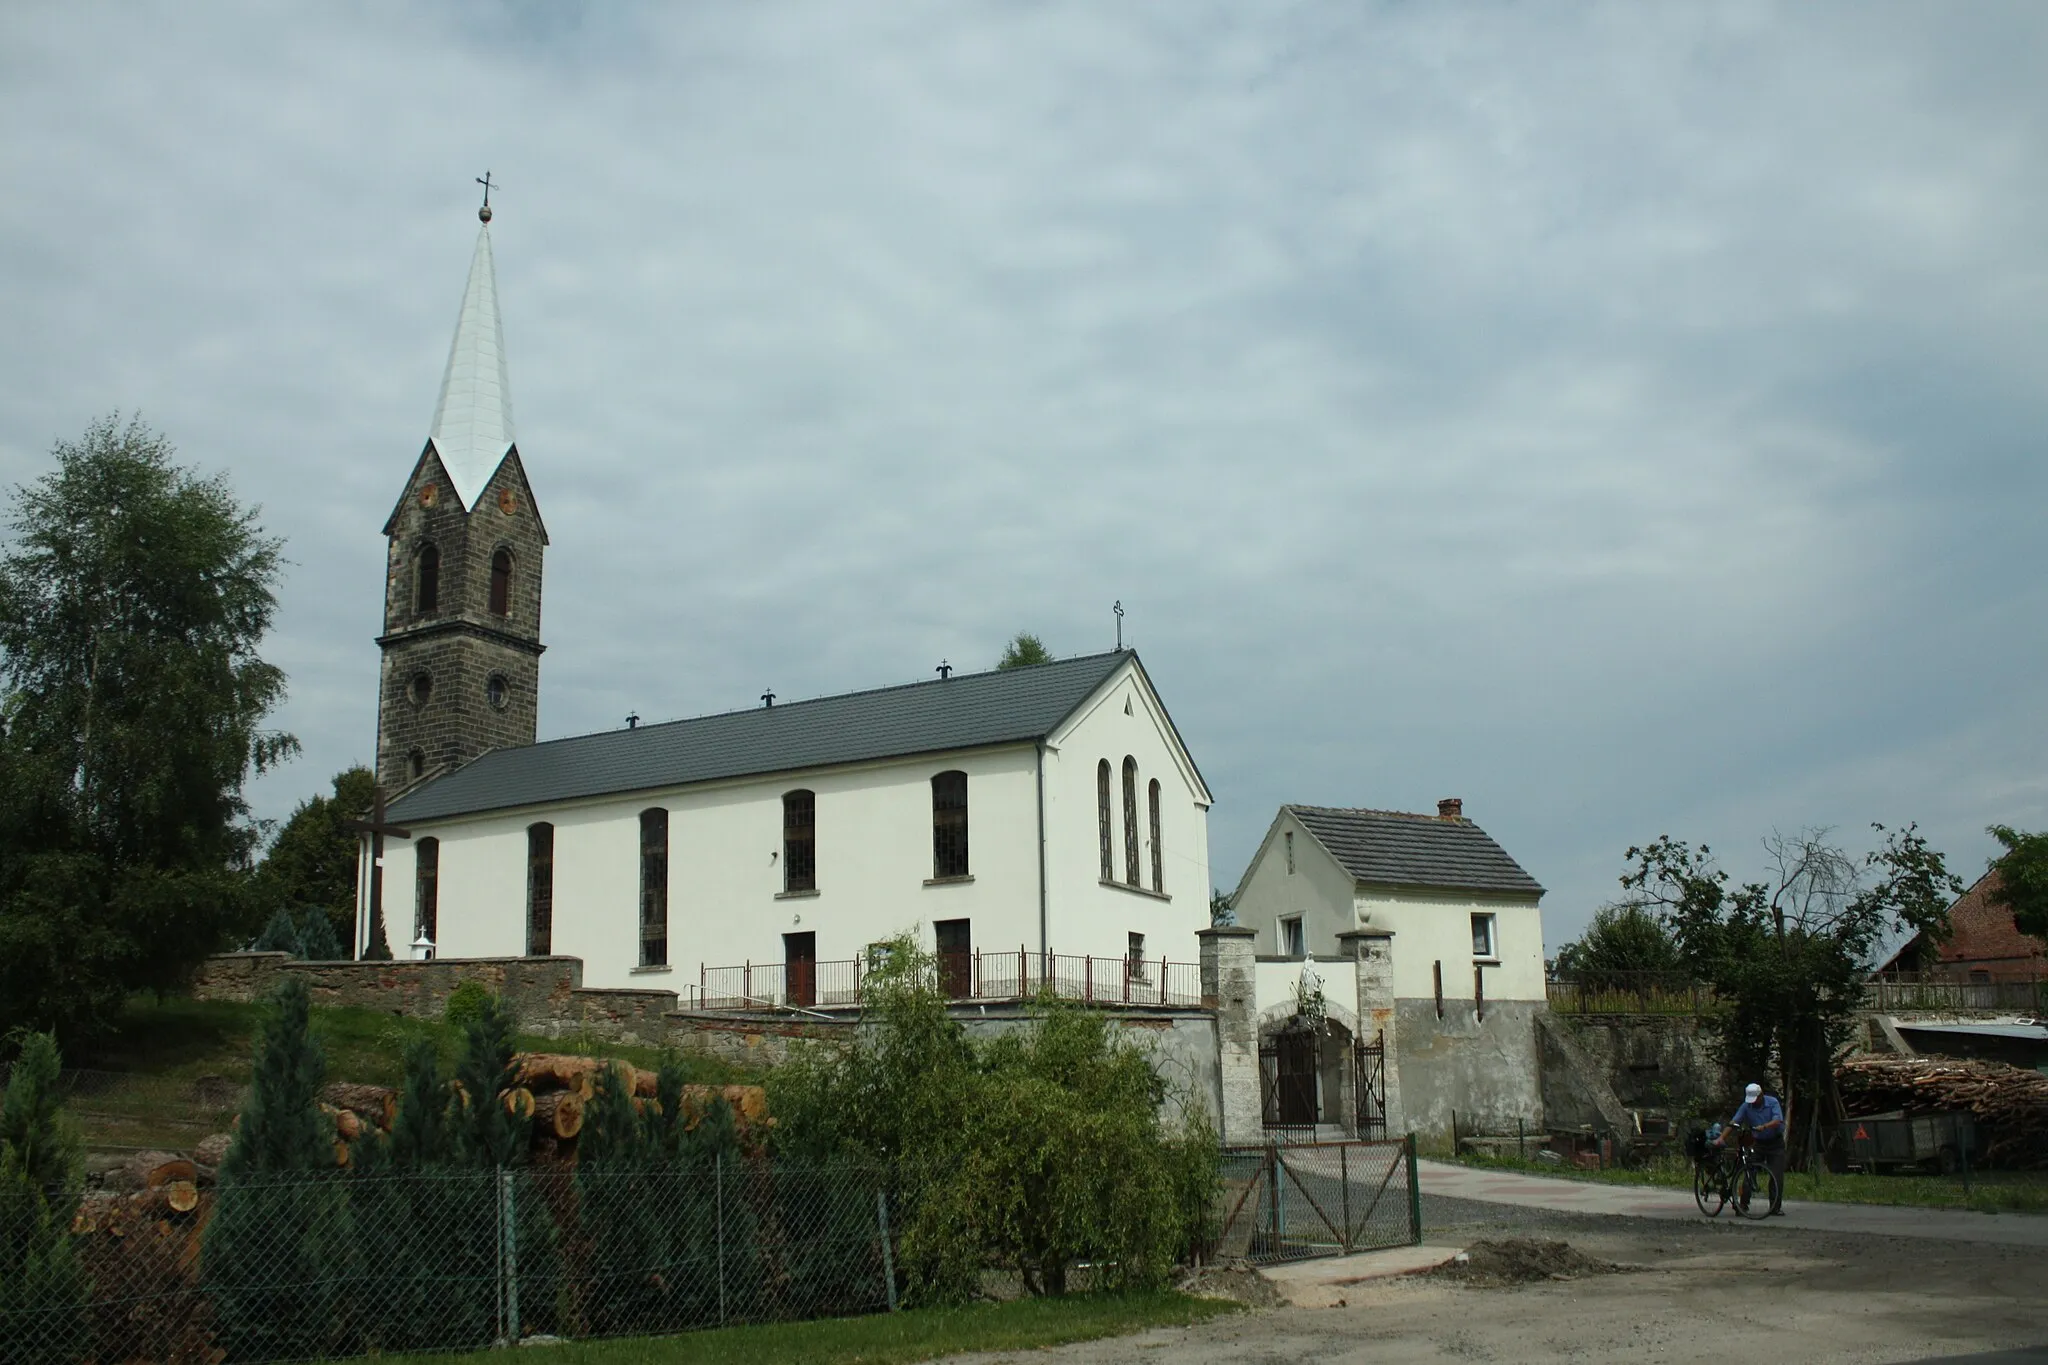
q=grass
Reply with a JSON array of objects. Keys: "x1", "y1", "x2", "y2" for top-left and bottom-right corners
[
  {"x1": 369, "y1": 1293, "x2": 1241, "y2": 1365},
  {"x1": 1450, "y1": 1149, "x2": 2048, "y2": 1215},
  {"x1": 45, "y1": 995, "x2": 751, "y2": 1149}
]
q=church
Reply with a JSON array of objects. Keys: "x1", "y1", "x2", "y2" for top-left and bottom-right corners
[{"x1": 354, "y1": 203, "x2": 1214, "y2": 995}]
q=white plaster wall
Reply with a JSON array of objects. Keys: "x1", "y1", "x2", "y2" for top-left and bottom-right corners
[
  {"x1": 385, "y1": 743, "x2": 1046, "y2": 990},
  {"x1": 1353, "y1": 887, "x2": 1546, "y2": 1003},
  {"x1": 1041, "y1": 660, "x2": 1212, "y2": 969},
  {"x1": 1231, "y1": 809, "x2": 1355, "y2": 956}
]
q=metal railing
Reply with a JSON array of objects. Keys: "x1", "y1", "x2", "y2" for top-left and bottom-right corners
[
  {"x1": 1862, "y1": 974, "x2": 2048, "y2": 1014},
  {"x1": 1211, "y1": 1137, "x2": 1420, "y2": 1264},
  {"x1": 696, "y1": 950, "x2": 1205, "y2": 1012},
  {"x1": 1545, "y1": 972, "x2": 1715, "y2": 1016}
]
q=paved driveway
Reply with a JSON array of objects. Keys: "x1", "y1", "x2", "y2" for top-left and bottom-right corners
[{"x1": 1416, "y1": 1159, "x2": 2048, "y2": 1247}]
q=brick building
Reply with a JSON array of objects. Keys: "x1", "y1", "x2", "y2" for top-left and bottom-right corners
[{"x1": 1881, "y1": 869, "x2": 2047, "y2": 983}]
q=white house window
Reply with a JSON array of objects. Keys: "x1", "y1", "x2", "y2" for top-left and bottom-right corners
[
  {"x1": 931, "y1": 770, "x2": 969, "y2": 878},
  {"x1": 1121, "y1": 756, "x2": 1140, "y2": 886},
  {"x1": 783, "y1": 790, "x2": 816, "y2": 893},
  {"x1": 1126, "y1": 931, "x2": 1148, "y2": 982},
  {"x1": 640, "y1": 808, "x2": 669, "y2": 968},
  {"x1": 1471, "y1": 913, "x2": 1497, "y2": 958},
  {"x1": 1280, "y1": 916, "x2": 1305, "y2": 957}
]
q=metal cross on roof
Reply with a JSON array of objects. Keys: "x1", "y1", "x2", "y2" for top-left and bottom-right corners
[{"x1": 476, "y1": 170, "x2": 499, "y2": 222}]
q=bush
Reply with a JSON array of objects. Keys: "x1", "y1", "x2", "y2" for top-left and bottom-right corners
[
  {"x1": 0, "y1": 1032, "x2": 88, "y2": 1365},
  {"x1": 766, "y1": 937, "x2": 1217, "y2": 1303},
  {"x1": 443, "y1": 980, "x2": 492, "y2": 1032}
]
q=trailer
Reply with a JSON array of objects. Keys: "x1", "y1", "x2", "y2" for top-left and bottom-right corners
[{"x1": 1834, "y1": 1110, "x2": 1977, "y2": 1174}]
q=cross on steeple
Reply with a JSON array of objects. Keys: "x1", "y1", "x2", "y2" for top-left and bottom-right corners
[{"x1": 476, "y1": 170, "x2": 499, "y2": 222}]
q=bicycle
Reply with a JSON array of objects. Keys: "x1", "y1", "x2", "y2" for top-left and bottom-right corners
[{"x1": 1689, "y1": 1125, "x2": 1778, "y2": 1221}]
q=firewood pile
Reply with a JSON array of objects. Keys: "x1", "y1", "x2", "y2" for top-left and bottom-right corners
[
  {"x1": 510, "y1": 1052, "x2": 771, "y2": 1162},
  {"x1": 71, "y1": 1153, "x2": 221, "y2": 1365},
  {"x1": 1837, "y1": 1056, "x2": 2048, "y2": 1168}
]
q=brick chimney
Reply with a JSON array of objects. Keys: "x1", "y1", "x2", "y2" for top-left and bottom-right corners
[{"x1": 1437, "y1": 797, "x2": 1463, "y2": 820}]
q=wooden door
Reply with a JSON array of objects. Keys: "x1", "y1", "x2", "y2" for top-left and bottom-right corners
[
  {"x1": 934, "y1": 919, "x2": 972, "y2": 999},
  {"x1": 784, "y1": 932, "x2": 817, "y2": 1008}
]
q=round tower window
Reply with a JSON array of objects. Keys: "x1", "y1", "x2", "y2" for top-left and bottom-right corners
[
  {"x1": 408, "y1": 672, "x2": 433, "y2": 707},
  {"x1": 487, "y1": 674, "x2": 510, "y2": 711}
]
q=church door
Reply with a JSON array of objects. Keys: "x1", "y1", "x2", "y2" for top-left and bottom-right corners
[
  {"x1": 784, "y1": 932, "x2": 816, "y2": 1008},
  {"x1": 934, "y1": 919, "x2": 972, "y2": 999},
  {"x1": 1275, "y1": 1031, "x2": 1318, "y2": 1126}
]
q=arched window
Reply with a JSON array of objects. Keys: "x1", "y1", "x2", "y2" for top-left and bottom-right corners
[
  {"x1": 1148, "y1": 778, "x2": 1163, "y2": 893},
  {"x1": 783, "y1": 790, "x2": 816, "y2": 893},
  {"x1": 640, "y1": 809, "x2": 668, "y2": 968},
  {"x1": 414, "y1": 837, "x2": 439, "y2": 946},
  {"x1": 489, "y1": 548, "x2": 513, "y2": 617},
  {"x1": 415, "y1": 543, "x2": 440, "y2": 613},
  {"x1": 407, "y1": 748, "x2": 425, "y2": 782},
  {"x1": 526, "y1": 822, "x2": 554, "y2": 955},
  {"x1": 931, "y1": 771, "x2": 969, "y2": 879},
  {"x1": 1121, "y1": 757, "x2": 1140, "y2": 886},
  {"x1": 1096, "y1": 760, "x2": 1113, "y2": 881}
]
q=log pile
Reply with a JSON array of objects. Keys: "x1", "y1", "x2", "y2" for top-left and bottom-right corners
[
  {"x1": 508, "y1": 1053, "x2": 772, "y2": 1163},
  {"x1": 71, "y1": 1168, "x2": 220, "y2": 1364},
  {"x1": 1837, "y1": 1055, "x2": 2048, "y2": 1168}
]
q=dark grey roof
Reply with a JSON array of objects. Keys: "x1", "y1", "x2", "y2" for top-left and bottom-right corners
[
  {"x1": 1288, "y1": 806, "x2": 1545, "y2": 897},
  {"x1": 387, "y1": 651, "x2": 1134, "y2": 823}
]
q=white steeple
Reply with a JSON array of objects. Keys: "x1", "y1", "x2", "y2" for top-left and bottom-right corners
[{"x1": 428, "y1": 205, "x2": 516, "y2": 511}]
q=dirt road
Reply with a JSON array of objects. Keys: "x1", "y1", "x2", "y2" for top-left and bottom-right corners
[{"x1": 954, "y1": 1200, "x2": 2048, "y2": 1364}]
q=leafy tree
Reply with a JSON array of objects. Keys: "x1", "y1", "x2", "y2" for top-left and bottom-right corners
[
  {"x1": 1552, "y1": 903, "x2": 1682, "y2": 985},
  {"x1": 0, "y1": 415, "x2": 296, "y2": 1040},
  {"x1": 1618, "y1": 825, "x2": 1959, "y2": 1155},
  {"x1": 1987, "y1": 825, "x2": 2048, "y2": 946},
  {"x1": 996, "y1": 632, "x2": 1053, "y2": 670},
  {"x1": 0, "y1": 1032, "x2": 87, "y2": 1365},
  {"x1": 254, "y1": 766, "x2": 374, "y2": 949}
]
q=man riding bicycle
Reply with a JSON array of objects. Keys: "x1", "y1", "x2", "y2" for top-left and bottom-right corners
[{"x1": 1715, "y1": 1082, "x2": 1786, "y2": 1216}]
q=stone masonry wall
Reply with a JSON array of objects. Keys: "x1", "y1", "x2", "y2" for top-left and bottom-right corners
[
  {"x1": 193, "y1": 953, "x2": 596, "y2": 1027},
  {"x1": 1551, "y1": 1013, "x2": 1731, "y2": 1121}
]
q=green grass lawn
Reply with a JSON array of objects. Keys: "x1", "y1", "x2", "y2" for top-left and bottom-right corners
[
  {"x1": 45, "y1": 995, "x2": 749, "y2": 1150},
  {"x1": 369, "y1": 1293, "x2": 1241, "y2": 1365},
  {"x1": 1451, "y1": 1150, "x2": 2048, "y2": 1214}
]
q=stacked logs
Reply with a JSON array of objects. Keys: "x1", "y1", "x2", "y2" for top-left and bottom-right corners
[
  {"x1": 509, "y1": 1053, "x2": 772, "y2": 1163},
  {"x1": 71, "y1": 1155, "x2": 219, "y2": 1364},
  {"x1": 1838, "y1": 1055, "x2": 2048, "y2": 1168}
]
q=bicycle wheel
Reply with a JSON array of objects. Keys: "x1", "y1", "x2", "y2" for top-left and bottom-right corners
[
  {"x1": 1734, "y1": 1161, "x2": 1778, "y2": 1221},
  {"x1": 1693, "y1": 1161, "x2": 1726, "y2": 1217}
]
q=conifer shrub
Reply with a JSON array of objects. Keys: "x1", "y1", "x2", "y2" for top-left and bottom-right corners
[
  {"x1": 0, "y1": 1031, "x2": 88, "y2": 1365},
  {"x1": 203, "y1": 976, "x2": 356, "y2": 1361}
]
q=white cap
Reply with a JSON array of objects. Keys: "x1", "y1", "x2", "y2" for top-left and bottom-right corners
[{"x1": 1744, "y1": 1082, "x2": 1762, "y2": 1101}]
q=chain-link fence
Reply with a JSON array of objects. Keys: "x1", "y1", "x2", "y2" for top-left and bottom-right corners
[
  {"x1": 15, "y1": 1160, "x2": 898, "y2": 1365},
  {"x1": 1211, "y1": 1138, "x2": 1420, "y2": 1264}
]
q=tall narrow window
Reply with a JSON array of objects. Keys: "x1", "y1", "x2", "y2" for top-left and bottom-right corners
[
  {"x1": 1097, "y1": 760, "x2": 1113, "y2": 881},
  {"x1": 931, "y1": 771, "x2": 969, "y2": 878},
  {"x1": 1121, "y1": 757, "x2": 1140, "y2": 886},
  {"x1": 1147, "y1": 778, "x2": 1163, "y2": 893},
  {"x1": 783, "y1": 790, "x2": 816, "y2": 893},
  {"x1": 489, "y1": 548, "x2": 513, "y2": 617},
  {"x1": 640, "y1": 808, "x2": 668, "y2": 967},
  {"x1": 415, "y1": 543, "x2": 440, "y2": 613},
  {"x1": 526, "y1": 822, "x2": 554, "y2": 955},
  {"x1": 414, "y1": 837, "x2": 439, "y2": 947}
]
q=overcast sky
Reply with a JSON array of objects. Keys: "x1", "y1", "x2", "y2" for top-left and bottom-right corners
[{"x1": 3, "y1": 2, "x2": 2044, "y2": 953}]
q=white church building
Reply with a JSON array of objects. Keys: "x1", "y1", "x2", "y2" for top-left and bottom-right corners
[{"x1": 355, "y1": 200, "x2": 1213, "y2": 995}]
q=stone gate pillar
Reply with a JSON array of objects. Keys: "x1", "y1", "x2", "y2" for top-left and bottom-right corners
[
  {"x1": 1337, "y1": 928, "x2": 1404, "y2": 1138},
  {"x1": 1198, "y1": 925, "x2": 1262, "y2": 1146}
]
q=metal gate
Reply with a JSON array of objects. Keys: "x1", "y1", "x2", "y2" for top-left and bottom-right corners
[
  {"x1": 1212, "y1": 1138, "x2": 1419, "y2": 1264},
  {"x1": 1352, "y1": 1029, "x2": 1387, "y2": 1140},
  {"x1": 1258, "y1": 1032, "x2": 1319, "y2": 1135}
]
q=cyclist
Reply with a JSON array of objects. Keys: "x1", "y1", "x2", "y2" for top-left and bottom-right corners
[{"x1": 1715, "y1": 1081, "x2": 1787, "y2": 1216}]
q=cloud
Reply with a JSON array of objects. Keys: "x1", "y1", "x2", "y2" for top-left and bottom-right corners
[{"x1": 2, "y1": 0, "x2": 2044, "y2": 949}]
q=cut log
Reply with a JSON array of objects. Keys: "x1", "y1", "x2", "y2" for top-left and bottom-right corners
[
  {"x1": 322, "y1": 1103, "x2": 363, "y2": 1142},
  {"x1": 501, "y1": 1086, "x2": 536, "y2": 1120},
  {"x1": 534, "y1": 1089, "x2": 585, "y2": 1140},
  {"x1": 321, "y1": 1082, "x2": 398, "y2": 1129},
  {"x1": 334, "y1": 1139, "x2": 352, "y2": 1169},
  {"x1": 513, "y1": 1053, "x2": 604, "y2": 1094},
  {"x1": 111, "y1": 1151, "x2": 198, "y2": 1193},
  {"x1": 632, "y1": 1066, "x2": 658, "y2": 1099},
  {"x1": 194, "y1": 1133, "x2": 234, "y2": 1168}
]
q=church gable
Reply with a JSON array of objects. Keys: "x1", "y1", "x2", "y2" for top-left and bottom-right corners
[{"x1": 1047, "y1": 657, "x2": 1211, "y2": 809}]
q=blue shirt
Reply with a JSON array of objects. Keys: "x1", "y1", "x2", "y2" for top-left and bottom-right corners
[{"x1": 1730, "y1": 1095, "x2": 1785, "y2": 1143}]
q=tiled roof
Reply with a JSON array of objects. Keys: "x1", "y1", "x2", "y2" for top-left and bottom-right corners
[
  {"x1": 1931, "y1": 871, "x2": 2045, "y2": 969},
  {"x1": 1288, "y1": 805, "x2": 1544, "y2": 897},
  {"x1": 387, "y1": 651, "x2": 1134, "y2": 824}
]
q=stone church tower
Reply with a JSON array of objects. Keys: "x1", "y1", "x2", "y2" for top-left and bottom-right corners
[{"x1": 376, "y1": 201, "x2": 547, "y2": 792}]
